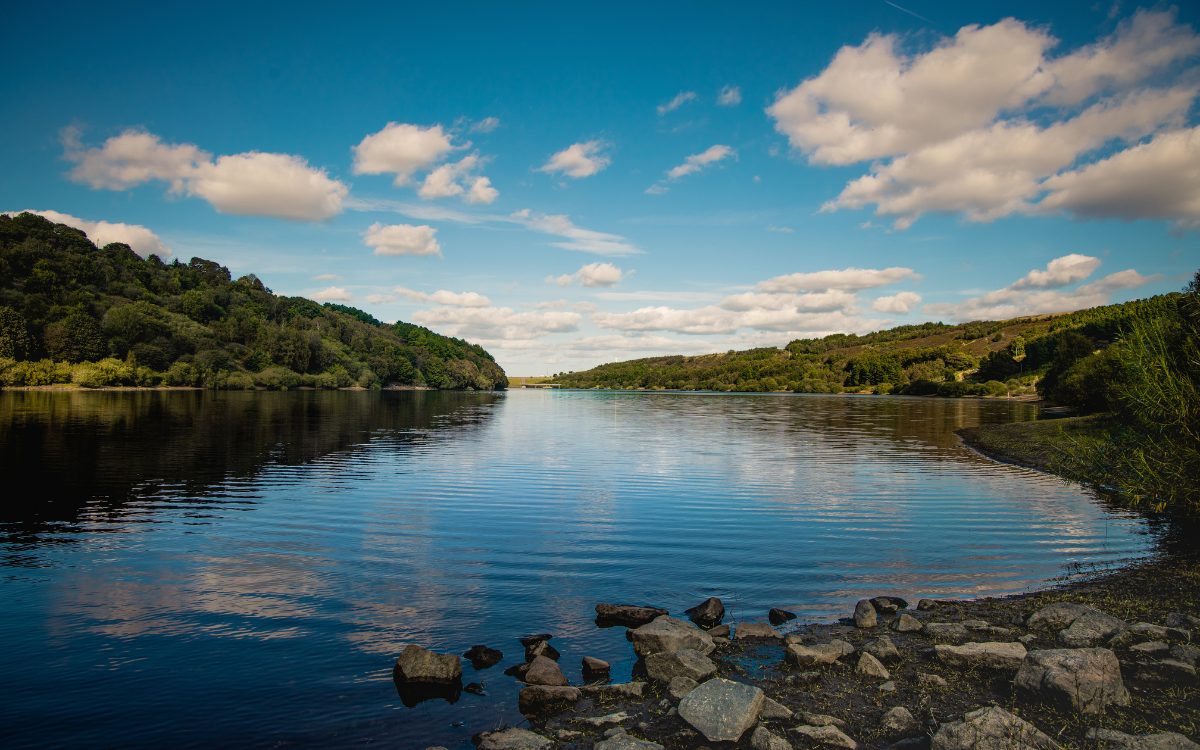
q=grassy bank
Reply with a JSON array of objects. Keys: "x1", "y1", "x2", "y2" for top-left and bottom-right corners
[{"x1": 958, "y1": 415, "x2": 1112, "y2": 484}]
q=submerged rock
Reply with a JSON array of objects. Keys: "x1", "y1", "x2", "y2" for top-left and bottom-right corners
[
  {"x1": 518, "y1": 685, "x2": 581, "y2": 715},
  {"x1": 595, "y1": 603, "x2": 668, "y2": 628},
  {"x1": 645, "y1": 648, "x2": 717, "y2": 683},
  {"x1": 463, "y1": 682, "x2": 486, "y2": 695},
  {"x1": 685, "y1": 597, "x2": 726, "y2": 628},
  {"x1": 520, "y1": 633, "x2": 554, "y2": 647},
  {"x1": 463, "y1": 645, "x2": 503, "y2": 670},
  {"x1": 629, "y1": 616, "x2": 715, "y2": 657},
  {"x1": 525, "y1": 639, "x2": 561, "y2": 662},
  {"x1": 1014, "y1": 648, "x2": 1129, "y2": 714},
  {"x1": 934, "y1": 641, "x2": 1027, "y2": 670},
  {"x1": 770, "y1": 608, "x2": 798, "y2": 625},
  {"x1": 394, "y1": 645, "x2": 462, "y2": 684},
  {"x1": 931, "y1": 706, "x2": 1059, "y2": 750},
  {"x1": 677, "y1": 677, "x2": 764, "y2": 742},
  {"x1": 854, "y1": 599, "x2": 877, "y2": 629},
  {"x1": 476, "y1": 727, "x2": 553, "y2": 750}
]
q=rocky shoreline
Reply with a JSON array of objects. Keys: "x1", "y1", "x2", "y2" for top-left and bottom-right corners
[{"x1": 395, "y1": 555, "x2": 1200, "y2": 750}]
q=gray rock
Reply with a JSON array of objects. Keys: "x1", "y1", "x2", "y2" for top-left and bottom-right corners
[
  {"x1": 925, "y1": 623, "x2": 971, "y2": 643},
  {"x1": 583, "y1": 656, "x2": 610, "y2": 681},
  {"x1": 878, "y1": 680, "x2": 896, "y2": 693},
  {"x1": 1138, "y1": 658, "x2": 1198, "y2": 683},
  {"x1": 1167, "y1": 612, "x2": 1200, "y2": 630},
  {"x1": 800, "y1": 713, "x2": 847, "y2": 729},
  {"x1": 917, "y1": 672, "x2": 948, "y2": 688},
  {"x1": 1018, "y1": 634, "x2": 1038, "y2": 646},
  {"x1": 707, "y1": 624, "x2": 730, "y2": 638},
  {"x1": 645, "y1": 648, "x2": 717, "y2": 683},
  {"x1": 872, "y1": 596, "x2": 909, "y2": 614},
  {"x1": 932, "y1": 706, "x2": 1060, "y2": 750},
  {"x1": 668, "y1": 675, "x2": 698, "y2": 700},
  {"x1": 770, "y1": 608, "x2": 798, "y2": 626},
  {"x1": 738, "y1": 622, "x2": 783, "y2": 639},
  {"x1": 892, "y1": 614, "x2": 923, "y2": 633},
  {"x1": 856, "y1": 652, "x2": 890, "y2": 679},
  {"x1": 1086, "y1": 727, "x2": 1200, "y2": 750},
  {"x1": 596, "y1": 603, "x2": 669, "y2": 627},
  {"x1": 880, "y1": 706, "x2": 919, "y2": 737},
  {"x1": 579, "y1": 711, "x2": 631, "y2": 726},
  {"x1": 917, "y1": 598, "x2": 939, "y2": 611},
  {"x1": 518, "y1": 685, "x2": 581, "y2": 715},
  {"x1": 581, "y1": 681, "x2": 646, "y2": 700},
  {"x1": 1110, "y1": 622, "x2": 1191, "y2": 648},
  {"x1": 685, "y1": 597, "x2": 725, "y2": 628},
  {"x1": 476, "y1": 727, "x2": 553, "y2": 750},
  {"x1": 394, "y1": 645, "x2": 462, "y2": 684},
  {"x1": 752, "y1": 726, "x2": 793, "y2": 750},
  {"x1": 595, "y1": 735, "x2": 664, "y2": 750},
  {"x1": 854, "y1": 599, "x2": 878, "y2": 628},
  {"x1": 1014, "y1": 648, "x2": 1130, "y2": 714},
  {"x1": 1027, "y1": 602, "x2": 1095, "y2": 630},
  {"x1": 524, "y1": 655, "x2": 568, "y2": 686},
  {"x1": 1130, "y1": 640, "x2": 1171, "y2": 655},
  {"x1": 603, "y1": 727, "x2": 625, "y2": 738},
  {"x1": 935, "y1": 641, "x2": 1027, "y2": 670},
  {"x1": 677, "y1": 677, "x2": 764, "y2": 742},
  {"x1": 629, "y1": 616, "x2": 715, "y2": 657},
  {"x1": 1058, "y1": 609, "x2": 1126, "y2": 647},
  {"x1": 526, "y1": 639, "x2": 561, "y2": 662},
  {"x1": 761, "y1": 695, "x2": 794, "y2": 720},
  {"x1": 864, "y1": 636, "x2": 900, "y2": 662},
  {"x1": 786, "y1": 639, "x2": 854, "y2": 668},
  {"x1": 1171, "y1": 643, "x2": 1200, "y2": 666},
  {"x1": 789, "y1": 724, "x2": 858, "y2": 749}
]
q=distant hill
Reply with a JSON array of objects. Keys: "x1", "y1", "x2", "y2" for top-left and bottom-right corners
[
  {"x1": 0, "y1": 212, "x2": 507, "y2": 390},
  {"x1": 553, "y1": 295, "x2": 1177, "y2": 397}
]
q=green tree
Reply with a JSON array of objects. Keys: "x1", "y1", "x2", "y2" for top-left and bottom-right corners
[{"x1": 43, "y1": 310, "x2": 106, "y2": 362}]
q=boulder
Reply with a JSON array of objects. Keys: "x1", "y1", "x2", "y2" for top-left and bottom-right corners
[
  {"x1": 476, "y1": 727, "x2": 553, "y2": 750},
  {"x1": 917, "y1": 598, "x2": 939, "y2": 611},
  {"x1": 1110, "y1": 622, "x2": 1191, "y2": 648},
  {"x1": 708, "y1": 624, "x2": 731, "y2": 638},
  {"x1": 581, "y1": 681, "x2": 646, "y2": 700},
  {"x1": 1026, "y1": 602, "x2": 1095, "y2": 630},
  {"x1": 1058, "y1": 609, "x2": 1126, "y2": 647},
  {"x1": 864, "y1": 636, "x2": 900, "y2": 662},
  {"x1": 518, "y1": 685, "x2": 581, "y2": 715},
  {"x1": 583, "y1": 656, "x2": 610, "y2": 681},
  {"x1": 934, "y1": 641, "x2": 1027, "y2": 670},
  {"x1": 1172, "y1": 643, "x2": 1200, "y2": 666},
  {"x1": 854, "y1": 599, "x2": 878, "y2": 629},
  {"x1": 1137, "y1": 658, "x2": 1198, "y2": 684},
  {"x1": 596, "y1": 603, "x2": 669, "y2": 628},
  {"x1": 856, "y1": 652, "x2": 891, "y2": 679},
  {"x1": 786, "y1": 639, "x2": 854, "y2": 668},
  {"x1": 668, "y1": 675, "x2": 697, "y2": 700},
  {"x1": 880, "y1": 706, "x2": 919, "y2": 737},
  {"x1": 770, "y1": 608, "x2": 798, "y2": 625},
  {"x1": 629, "y1": 616, "x2": 715, "y2": 657},
  {"x1": 738, "y1": 622, "x2": 783, "y2": 639},
  {"x1": 931, "y1": 706, "x2": 1060, "y2": 750},
  {"x1": 524, "y1": 655, "x2": 568, "y2": 686},
  {"x1": 752, "y1": 726, "x2": 794, "y2": 750},
  {"x1": 761, "y1": 695, "x2": 794, "y2": 720},
  {"x1": 789, "y1": 724, "x2": 858, "y2": 749},
  {"x1": 892, "y1": 614, "x2": 923, "y2": 633},
  {"x1": 595, "y1": 734, "x2": 663, "y2": 750},
  {"x1": 1086, "y1": 727, "x2": 1200, "y2": 750},
  {"x1": 644, "y1": 648, "x2": 717, "y2": 683},
  {"x1": 394, "y1": 645, "x2": 462, "y2": 684},
  {"x1": 924, "y1": 623, "x2": 970, "y2": 643},
  {"x1": 685, "y1": 597, "x2": 725, "y2": 628},
  {"x1": 463, "y1": 645, "x2": 503, "y2": 670},
  {"x1": 677, "y1": 677, "x2": 764, "y2": 742},
  {"x1": 1014, "y1": 648, "x2": 1130, "y2": 714},
  {"x1": 525, "y1": 639, "x2": 561, "y2": 662},
  {"x1": 872, "y1": 596, "x2": 909, "y2": 614}
]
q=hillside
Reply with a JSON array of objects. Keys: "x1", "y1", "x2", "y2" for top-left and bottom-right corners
[
  {"x1": 553, "y1": 295, "x2": 1178, "y2": 398},
  {"x1": 0, "y1": 212, "x2": 507, "y2": 390}
]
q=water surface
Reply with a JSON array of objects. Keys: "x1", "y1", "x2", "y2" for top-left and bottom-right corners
[{"x1": 0, "y1": 390, "x2": 1155, "y2": 748}]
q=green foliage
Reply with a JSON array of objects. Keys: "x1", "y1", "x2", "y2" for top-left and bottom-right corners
[{"x1": 0, "y1": 212, "x2": 506, "y2": 390}]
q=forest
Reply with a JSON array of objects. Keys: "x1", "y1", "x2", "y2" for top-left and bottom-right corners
[{"x1": 0, "y1": 212, "x2": 507, "y2": 390}]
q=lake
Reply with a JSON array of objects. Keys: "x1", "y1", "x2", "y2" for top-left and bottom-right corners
[{"x1": 0, "y1": 389, "x2": 1156, "y2": 748}]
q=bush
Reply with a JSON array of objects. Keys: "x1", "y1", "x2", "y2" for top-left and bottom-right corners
[
  {"x1": 164, "y1": 361, "x2": 201, "y2": 387},
  {"x1": 70, "y1": 358, "x2": 135, "y2": 388},
  {"x1": 983, "y1": 380, "x2": 1009, "y2": 397},
  {"x1": 253, "y1": 365, "x2": 300, "y2": 390},
  {"x1": 222, "y1": 371, "x2": 255, "y2": 390}
]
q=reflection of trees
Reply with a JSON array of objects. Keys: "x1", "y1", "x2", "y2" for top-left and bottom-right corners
[{"x1": 0, "y1": 390, "x2": 501, "y2": 545}]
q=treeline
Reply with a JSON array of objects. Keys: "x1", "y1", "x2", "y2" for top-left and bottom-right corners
[{"x1": 0, "y1": 212, "x2": 507, "y2": 390}]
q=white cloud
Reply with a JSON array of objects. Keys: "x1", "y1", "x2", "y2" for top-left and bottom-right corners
[
  {"x1": 561, "y1": 334, "x2": 716, "y2": 354},
  {"x1": 366, "y1": 293, "x2": 396, "y2": 305},
  {"x1": 666, "y1": 145, "x2": 736, "y2": 180},
  {"x1": 514, "y1": 210, "x2": 641, "y2": 256},
  {"x1": 352, "y1": 122, "x2": 456, "y2": 185},
  {"x1": 9, "y1": 209, "x2": 172, "y2": 258},
  {"x1": 720, "y1": 289, "x2": 856, "y2": 312},
  {"x1": 393, "y1": 286, "x2": 491, "y2": 307},
  {"x1": 471, "y1": 116, "x2": 501, "y2": 133},
  {"x1": 312, "y1": 286, "x2": 352, "y2": 302},
  {"x1": 872, "y1": 291, "x2": 922, "y2": 313},
  {"x1": 63, "y1": 129, "x2": 347, "y2": 221},
  {"x1": 313, "y1": 273, "x2": 339, "y2": 281},
  {"x1": 548, "y1": 262, "x2": 625, "y2": 287},
  {"x1": 416, "y1": 154, "x2": 499, "y2": 204},
  {"x1": 362, "y1": 223, "x2": 441, "y2": 256},
  {"x1": 657, "y1": 91, "x2": 698, "y2": 115},
  {"x1": 467, "y1": 176, "x2": 499, "y2": 205},
  {"x1": 413, "y1": 306, "x2": 581, "y2": 342},
  {"x1": 594, "y1": 290, "x2": 720, "y2": 303},
  {"x1": 1010, "y1": 253, "x2": 1102, "y2": 289},
  {"x1": 717, "y1": 85, "x2": 742, "y2": 106},
  {"x1": 757, "y1": 266, "x2": 917, "y2": 292},
  {"x1": 539, "y1": 140, "x2": 611, "y2": 179}
]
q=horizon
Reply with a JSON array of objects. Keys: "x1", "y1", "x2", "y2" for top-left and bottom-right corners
[{"x1": 3, "y1": 1, "x2": 1199, "y2": 374}]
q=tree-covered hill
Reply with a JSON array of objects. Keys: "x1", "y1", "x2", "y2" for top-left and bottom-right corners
[{"x1": 0, "y1": 212, "x2": 507, "y2": 390}]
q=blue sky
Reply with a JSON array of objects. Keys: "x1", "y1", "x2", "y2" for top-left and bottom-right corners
[{"x1": 3, "y1": 1, "x2": 1198, "y2": 374}]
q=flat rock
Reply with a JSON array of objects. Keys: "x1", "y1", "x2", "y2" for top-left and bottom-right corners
[
  {"x1": 864, "y1": 636, "x2": 900, "y2": 662},
  {"x1": 394, "y1": 645, "x2": 462, "y2": 684},
  {"x1": 1014, "y1": 648, "x2": 1130, "y2": 714},
  {"x1": 645, "y1": 648, "x2": 717, "y2": 683},
  {"x1": 1058, "y1": 609, "x2": 1126, "y2": 647},
  {"x1": 1130, "y1": 640, "x2": 1171, "y2": 655},
  {"x1": 932, "y1": 706, "x2": 1060, "y2": 750},
  {"x1": 518, "y1": 685, "x2": 581, "y2": 715},
  {"x1": 1110, "y1": 622, "x2": 1191, "y2": 648},
  {"x1": 737, "y1": 622, "x2": 783, "y2": 639},
  {"x1": 596, "y1": 603, "x2": 668, "y2": 628},
  {"x1": 668, "y1": 675, "x2": 697, "y2": 700},
  {"x1": 880, "y1": 706, "x2": 919, "y2": 737},
  {"x1": 708, "y1": 624, "x2": 730, "y2": 638},
  {"x1": 595, "y1": 735, "x2": 664, "y2": 750},
  {"x1": 801, "y1": 713, "x2": 847, "y2": 729},
  {"x1": 1086, "y1": 727, "x2": 1200, "y2": 750},
  {"x1": 685, "y1": 597, "x2": 725, "y2": 628},
  {"x1": 856, "y1": 652, "x2": 890, "y2": 679},
  {"x1": 752, "y1": 726, "x2": 793, "y2": 750},
  {"x1": 463, "y1": 645, "x2": 503, "y2": 670},
  {"x1": 677, "y1": 677, "x2": 764, "y2": 742},
  {"x1": 761, "y1": 695, "x2": 794, "y2": 720},
  {"x1": 1137, "y1": 658, "x2": 1198, "y2": 683},
  {"x1": 925, "y1": 623, "x2": 970, "y2": 643},
  {"x1": 892, "y1": 614, "x2": 923, "y2": 633},
  {"x1": 581, "y1": 681, "x2": 647, "y2": 701},
  {"x1": 579, "y1": 711, "x2": 631, "y2": 727},
  {"x1": 786, "y1": 639, "x2": 855, "y2": 668},
  {"x1": 1027, "y1": 602, "x2": 1095, "y2": 630},
  {"x1": 583, "y1": 656, "x2": 610, "y2": 681},
  {"x1": 854, "y1": 599, "x2": 878, "y2": 628},
  {"x1": 476, "y1": 727, "x2": 553, "y2": 750},
  {"x1": 935, "y1": 641, "x2": 1027, "y2": 670},
  {"x1": 524, "y1": 655, "x2": 568, "y2": 686},
  {"x1": 629, "y1": 616, "x2": 715, "y2": 657},
  {"x1": 789, "y1": 724, "x2": 858, "y2": 749},
  {"x1": 770, "y1": 608, "x2": 798, "y2": 625}
]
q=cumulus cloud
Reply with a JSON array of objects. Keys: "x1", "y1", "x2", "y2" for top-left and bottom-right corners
[
  {"x1": 393, "y1": 286, "x2": 491, "y2": 307},
  {"x1": 757, "y1": 266, "x2": 917, "y2": 292},
  {"x1": 548, "y1": 262, "x2": 625, "y2": 287},
  {"x1": 768, "y1": 9, "x2": 1200, "y2": 228},
  {"x1": 312, "y1": 286, "x2": 352, "y2": 302},
  {"x1": 1010, "y1": 253, "x2": 1101, "y2": 289},
  {"x1": 63, "y1": 129, "x2": 347, "y2": 221},
  {"x1": 467, "y1": 176, "x2": 499, "y2": 204},
  {"x1": 352, "y1": 122, "x2": 456, "y2": 185},
  {"x1": 9, "y1": 209, "x2": 171, "y2": 258},
  {"x1": 417, "y1": 154, "x2": 497, "y2": 203},
  {"x1": 872, "y1": 291, "x2": 922, "y2": 313},
  {"x1": 717, "y1": 85, "x2": 742, "y2": 106},
  {"x1": 539, "y1": 140, "x2": 612, "y2": 179},
  {"x1": 657, "y1": 91, "x2": 698, "y2": 115},
  {"x1": 362, "y1": 223, "x2": 441, "y2": 256}
]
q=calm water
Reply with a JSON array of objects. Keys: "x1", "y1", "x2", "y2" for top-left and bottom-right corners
[{"x1": 0, "y1": 389, "x2": 1156, "y2": 748}]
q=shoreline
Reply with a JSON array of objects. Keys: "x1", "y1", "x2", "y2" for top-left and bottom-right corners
[{"x1": 0, "y1": 383, "x2": 443, "y2": 392}]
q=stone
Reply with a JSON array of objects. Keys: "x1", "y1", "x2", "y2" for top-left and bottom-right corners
[
  {"x1": 789, "y1": 724, "x2": 858, "y2": 749},
  {"x1": 878, "y1": 681, "x2": 896, "y2": 693},
  {"x1": 800, "y1": 713, "x2": 847, "y2": 729},
  {"x1": 464, "y1": 682, "x2": 485, "y2": 695},
  {"x1": 524, "y1": 655, "x2": 568, "y2": 686},
  {"x1": 582, "y1": 681, "x2": 646, "y2": 700},
  {"x1": 555, "y1": 729, "x2": 582, "y2": 740},
  {"x1": 1058, "y1": 609, "x2": 1126, "y2": 647},
  {"x1": 518, "y1": 685, "x2": 581, "y2": 715},
  {"x1": 603, "y1": 728, "x2": 625, "y2": 738},
  {"x1": 1026, "y1": 602, "x2": 1095, "y2": 630},
  {"x1": 770, "y1": 608, "x2": 798, "y2": 625},
  {"x1": 463, "y1": 645, "x2": 503, "y2": 670},
  {"x1": 1110, "y1": 622, "x2": 1191, "y2": 648},
  {"x1": 761, "y1": 695, "x2": 794, "y2": 720},
  {"x1": 579, "y1": 711, "x2": 631, "y2": 726},
  {"x1": 476, "y1": 728, "x2": 553, "y2": 750},
  {"x1": 892, "y1": 614, "x2": 923, "y2": 633},
  {"x1": 752, "y1": 726, "x2": 793, "y2": 750},
  {"x1": 668, "y1": 675, "x2": 698, "y2": 700},
  {"x1": 934, "y1": 641, "x2": 1027, "y2": 670},
  {"x1": 786, "y1": 639, "x2": 854, "y2": 668},
  {"x1": 394, "y1": 645, "x2": 462, "y2": 684},
  {"x1": 504, "y1": 662, "x2": 530, "y2": 680},
  {"x1": 583, "y1": 656, "x2": 610, "y2": 681},
  {"x1": 917, "y1": 672, "x2": 948, "y2": 688},
  {"x1": 525, "y1": 639, "x2": 560, "y2": 662},
  {"x1": 864, "y1": 636, "x2": 901, "y2": 662},
  {"x1": 738, "y1": 622, "x2": 783, "y2": 639},
  {"x1": 645, "y1": 648, "x2": 717, "y2": 683},
  {"x1": 880, "y1": 706, "x2": 919, "y2": 737},
  {"x1": 872, "y1": 596, "x2": 909, "y2": 614},
  {"x1": 685, "y1": 597, "x2": 725, "y2": 628},
  {"x1": 1167, "y1": 612, "x2": 1200, "y2": 630},
  {"x1": 707, "y1": 624, "x2": 730, "y2": 638},
  {"x1": 1019, "y1": 634, "x2": 1038, "y2": 646},
  {"x1": 596, "y1": 603, "x2": 669, "y2": 628},
  {"x1": 629, "y1": 616, "x2": 715, "y2": 657},
  {"x1": 931, "y1": 706, "x2": 1060, "y2": 750},
  {"x1": 854, "y1": 599, "x2": 878, "y2": 628},
  {"x1": 856, "y1": 652, "x2": 891, "y2": 679},
  {"x1": 520, "y1": 633, "x2": 553, "y2": 647},
  {"x1": 1171, "y1": 643, "x2": 1200, "y2": 666},
  {"x1": 677, "y1": 677, "x2": 764, "y2": 742},
  {"x1": 1138, "y1": 658, "x2": 1198, "y2": 683},
  {"x1": 595, "y1": 735, "x2": 664, "y2": 750},
  {"x1": 917, "y1": 598, "x2": 939, "y2": 611},
  {"x1": 924, "y1": 623, "x2": 970, "y2": 643},
  {"x1": 1086, "y1": 727, "x2": 1200, "y2": 750},
  {"x1": 1014, "y1": 648, "x2": 1130, "y2": 713},
  {"x1": 1130, "y1": 640, "x2": 1171, "y2": 655}
]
